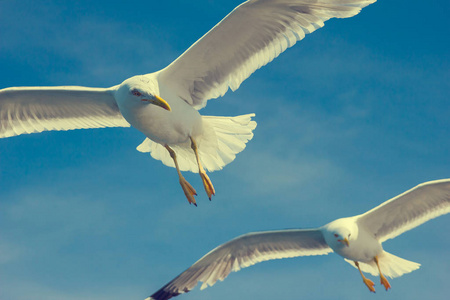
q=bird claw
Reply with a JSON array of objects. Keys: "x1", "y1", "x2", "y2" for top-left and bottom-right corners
[
  {"x1": 363, "y1": 278, "x2": 376, "y2": 293},
  {"x1": 179, "y1": 177, "x2": 197, "y2": 206},
  {"x1": 200, "y1": 171, "x2": 215, "y2": 200},
  {"x1": 380, "y1": 275, "x2": 391, "y2": 291}
]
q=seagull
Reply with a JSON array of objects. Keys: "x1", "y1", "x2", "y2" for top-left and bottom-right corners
[
  {"x1": 0, "y1": 0, "x2": 376, "y2": 205},
  {"x1": 146, "y1": 179, "x2": 450, "y2": 299}
]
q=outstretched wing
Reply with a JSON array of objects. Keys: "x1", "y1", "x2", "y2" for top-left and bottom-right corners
[
  {"x1": 356, "y1": 179, "x2": 450, "y2": 243},
  {"x1": 0, "y1": 86, "x2": 130, "y2": 138},
  {"x1": 158, "y1": 0, "x2": 376, "y2": 109},
  {"x1": 147, "y1": 229, "x2": 331, "y2": 300}
]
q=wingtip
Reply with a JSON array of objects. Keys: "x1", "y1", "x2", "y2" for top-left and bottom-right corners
[{"x1": 148, "y1": 289, "x2": 183, "y2": 300}]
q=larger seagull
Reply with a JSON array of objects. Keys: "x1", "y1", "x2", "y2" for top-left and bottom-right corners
[
  {"x1": 0, "y1": 0, "x2": 376, "y2": 205},
  {"x1": 146, "y1": 179, "x2": 450, "y2": 299}
]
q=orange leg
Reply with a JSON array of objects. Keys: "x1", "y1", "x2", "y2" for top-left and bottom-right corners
[
  {"x1": 165, "y1": 145, "x2": 197, "y2": 206},
  {"x1": 354, "y1": 261, "x2": 376, "y2": 293},
  {"x1": 190, "y1": 137, "x2": 215, "y2": 200},
  {"x1": 374, "y1": 255, "x2": 391, "y2": 291}
]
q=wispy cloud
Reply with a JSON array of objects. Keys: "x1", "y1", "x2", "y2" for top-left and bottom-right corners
[
  {"x1": 0, "y1": 2, "x2": 179, "y2": 86},
  {"x1": 0, "y1": 240, "x2": 24, "y2": 264},
  {"x1": 1, "y1": 279, "x2": 145, "y2": 300},
  {"x1": 1, "y1": 192, "x2": 115, "y2": 260}
]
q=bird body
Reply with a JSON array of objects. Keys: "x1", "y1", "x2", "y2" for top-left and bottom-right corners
[
  {"x1": 115, "y1": 74, "x2": 203, "y2": 147},
  {"x1": 321, "y1": 217, "x2": 419, "y2": 285},
  {"x1": 146, "y1": 179, "x2": 450, "y2": 299},
  {"x1": 322, "y1": 217, "x2": 382, "y2": 263}
]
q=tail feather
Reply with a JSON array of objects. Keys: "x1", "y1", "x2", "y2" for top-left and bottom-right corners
[
  {"x1": 137, "y1": 139, "x2": 198, "y2": 171},
  {"x1": 345, "y1": 251, "x2": 421, "y2": 278},
  {"x1": 136, "y1": 114, "x2": 256, "y2": 173}
]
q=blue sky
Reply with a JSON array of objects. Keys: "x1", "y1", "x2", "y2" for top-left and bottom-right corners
[{"x1": 0, "y1": 0, "x2": 449, "y2": 299}]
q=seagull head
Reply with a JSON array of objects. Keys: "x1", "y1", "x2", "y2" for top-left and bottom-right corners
[
  {"x1": 116, "y1": 76, "x2": 171, "y2": 111},
  {"x1": 334, "y1": 231, "x2": 351, "y2": 247},
  {"x1": 323, "y1": 218, "x2": 358, "y2": 248},
  {"x1": 129, "y1": 88, "x2": 171, "y2": 111}
]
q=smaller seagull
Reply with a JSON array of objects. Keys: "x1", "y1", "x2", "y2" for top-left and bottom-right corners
[{"x1": 146, "y1": 179, "x2": 450, "y2": 299}]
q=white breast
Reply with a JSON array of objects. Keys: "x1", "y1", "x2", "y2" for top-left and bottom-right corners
[
  {"x1": 335, "y1": 227, "x2": 382, "y2": 263},
  {"x1": 322, "y1": 218, "x2": 383, "y2": 263},
  {"x1": 133, "y1": 98, "x2": 202, "y2": 145},
  {"x1": 115, "y1": 74, "x2": 204, "y2": 146}
]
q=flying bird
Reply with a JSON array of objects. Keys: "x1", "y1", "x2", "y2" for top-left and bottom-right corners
[
  {"x1": 0, "y1": 0, "x2": 376, "y2": 205},
  {"x1": 146, "y1": 179, "x2": 450, "y2": 299}
]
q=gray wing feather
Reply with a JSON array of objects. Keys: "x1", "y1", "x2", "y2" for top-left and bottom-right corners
[
  {"x1": 0, "y1": 86, "x2": 130, "y2": 138},
  {"x1": 158, "y1": 0, "x2": 376, "y2": 109},
  {"x1": 147, "y1": 229, "x2": 331, "y2": 300},
  {"x1": 356, "y1": 179, "x2": 450, "y2": 243}
]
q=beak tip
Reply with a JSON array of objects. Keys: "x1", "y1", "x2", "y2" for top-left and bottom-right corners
[{"x1": 155, "y1": 95, "x2": 171, "y2": 111}]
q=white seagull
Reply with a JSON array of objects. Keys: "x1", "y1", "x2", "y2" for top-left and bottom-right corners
[
  {"x1": 146, "y1": 179, "x2": 450, "y2": 299},
  {"x1": 0, "y1": 0, "x2": 376, "y2": 205}
]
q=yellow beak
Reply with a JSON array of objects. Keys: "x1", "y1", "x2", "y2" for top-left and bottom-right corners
[
  {"x1": 342, "y1": 237, "x2": 350, "y2": 247},
  {"x1": 143, "y1": 95, "x2": 171, "y2": 111}
]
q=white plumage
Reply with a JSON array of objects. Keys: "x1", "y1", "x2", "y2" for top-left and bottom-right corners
[
  {"x1": 0, "y1": 0, "x2": 376, "y2": 204},
  {"x1": 136, "y1": 114, "x2": 257, "y2": 172},
  {"x1": 146, "y1": 179, "x2": 450, "y2": 299}
]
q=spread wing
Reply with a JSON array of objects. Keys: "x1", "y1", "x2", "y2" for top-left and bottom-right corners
[
  {"x1": 158, "y1": 0, "x2": 376, "y2": 109},
  {"x1": 356, "y1": 179, "x2": 450, "y2": 243},
  {"x1": 147, "y1": 229, "x2": 331, "y2": 300},
  {"x1": 0, "y1": 86, "x2": 130, "y2": 138}
]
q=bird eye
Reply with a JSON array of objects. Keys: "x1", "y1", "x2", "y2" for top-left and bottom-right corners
[
  {"x1": 131, "y1": 89, "x2": 142, "y2": 97},
  {"x1": 334, "y1": 234, "x2": 338, "y2": 237}
]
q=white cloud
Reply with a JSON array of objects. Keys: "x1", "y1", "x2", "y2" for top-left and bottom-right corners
[
  {"x1": 233, "y1": 150, "x2": 343, "y2": 195},
  {"x1": 0, "y1": 240, "x2": 24, "y2": 264}
]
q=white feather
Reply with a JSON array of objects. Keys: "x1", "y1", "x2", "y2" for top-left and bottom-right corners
[
  {"x1": 356, "y1": 179, "x2": 450, "y2": 242},
  {"x1": 344, "y1": 251, "x2": 421, "y2": 278},
  {"x1": 136, "y1": 114, "x2": 257, "y2": 172},
  {"x1": 0, "y1": 86, "x2": 129, "y2": 138},
  {"x1": 147, "y1": 229, "x2": 331, "y2": 300},
  {"x1": 158, "y1": 0, "x2": 376, "y2": 109}
]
